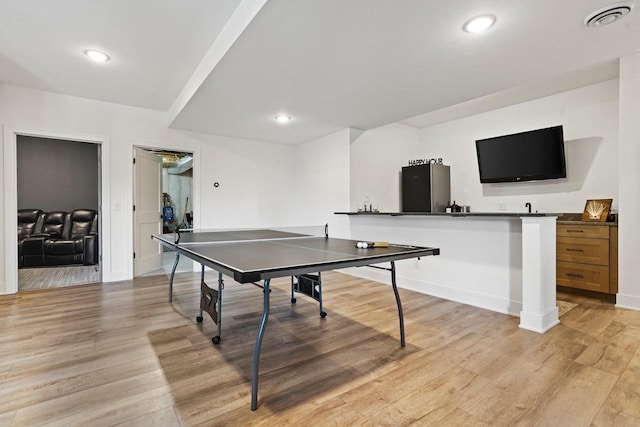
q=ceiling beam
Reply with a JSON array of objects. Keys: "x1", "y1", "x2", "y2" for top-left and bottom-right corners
[{"x1": 166, "y1": 0, "x2": 268, "y2": 128}]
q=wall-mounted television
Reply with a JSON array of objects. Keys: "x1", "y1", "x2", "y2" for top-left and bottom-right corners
[{"x1": 475, "y1": 125, "x2": 566, "y2": 183}]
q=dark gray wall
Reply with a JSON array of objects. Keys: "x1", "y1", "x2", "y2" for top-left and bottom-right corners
[{"x1": 17, "y1": 136, "x2": 99, "y2": 212}]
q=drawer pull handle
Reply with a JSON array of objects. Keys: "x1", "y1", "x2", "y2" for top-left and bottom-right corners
[
  {"x1": 566, "y1": 248, "x2": 584, "y2": 252},
  {"x1": 566, "y1": 273, "x2": 584, "y2": 278},
  {"x1": 566, "y1": 230, "x2": 584, "y2": 233}
]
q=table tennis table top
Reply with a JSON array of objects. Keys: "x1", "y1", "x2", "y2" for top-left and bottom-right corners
[{"x1": 153, "y1": 229, "x2": 439, "y2": 283}]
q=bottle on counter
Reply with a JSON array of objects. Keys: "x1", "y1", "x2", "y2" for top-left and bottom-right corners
[
  {"x1": 452, "y1": 201, "x2": 461, "y2": 212},
  {"x1": 445, "y1": 201, "x2": 452, "y2": 213}
]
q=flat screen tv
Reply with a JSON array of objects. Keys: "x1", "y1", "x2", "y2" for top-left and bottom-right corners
[{"x1": 475, "y1": 125, "x2": 566, "y2": 183}]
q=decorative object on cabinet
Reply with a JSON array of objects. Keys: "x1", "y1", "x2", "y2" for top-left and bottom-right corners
[
  {"x1": 581, "y1": 198, "x2": 612, "y2": 222},
  {"x1": 556, "y1": 221, "x2": 618, "y2": 294}
]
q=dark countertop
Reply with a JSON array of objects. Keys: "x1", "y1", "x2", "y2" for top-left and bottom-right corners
[
  {"x1": 335, "y1": 211, "x2": 618, "y2": 225},
  {"x1": 556, "y1": 213, "x2": 618, "y2": 226},
  {"x1": 335, "y1": 211, "x2": 556, "y2": 218},
  {"x1": 556, "y1": 220, "x2": 618, "y2": 226}
]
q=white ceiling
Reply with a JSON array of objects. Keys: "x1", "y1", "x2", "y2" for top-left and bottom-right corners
[{"x1": 1, "y1": 0, "x2": 638, "y2": 144}]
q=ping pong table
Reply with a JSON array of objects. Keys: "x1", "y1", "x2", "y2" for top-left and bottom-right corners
[{"x1": 152, "y1": 227, "x2": 439, "y2": 410}]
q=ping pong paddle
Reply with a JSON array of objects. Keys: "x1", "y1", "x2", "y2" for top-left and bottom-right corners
[{"x1": 356, "y1": 241, "x2": 389, "y2": 248}]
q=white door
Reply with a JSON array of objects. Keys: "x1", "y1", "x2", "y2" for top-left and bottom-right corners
[{"x1": 133, "y1": 148, "x2": 162, "y2": 276}]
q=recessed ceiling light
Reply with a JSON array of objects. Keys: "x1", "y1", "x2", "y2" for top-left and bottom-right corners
[
  {"x1": 275, "y1": 114, "x2": 292, "y2": 123},
  {"x1": 463, "y1": 14, "x2": 496, "y2": 33},
  {"x1": 84, "y1": 49, "x2": 110, "y2": 62}
]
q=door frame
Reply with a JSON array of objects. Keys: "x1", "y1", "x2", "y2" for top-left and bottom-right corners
[
  {"x1": 133, "y1": 147, "x2": 163, "y2": 276},
  {"x1": 3, "y1": 126, "x2": 111, "y2": 294},
  {"x1": 131, "y1": 143, "x2": 197, "y2": 276}
]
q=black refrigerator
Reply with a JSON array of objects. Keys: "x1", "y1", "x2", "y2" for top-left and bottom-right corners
[{"x1": 401, "y1": 164, "x2": 451, "y2": 213}]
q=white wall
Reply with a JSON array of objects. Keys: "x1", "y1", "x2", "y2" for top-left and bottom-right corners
[
  {"x1": 3, "y1": 75, "x2": 632, "y2": 316},
  {"x1": 350, "y1": 80, "x2": 619, "y2": 215},
  {"x1": 0, "y1": 85, "x2": 6, "y2": 288},
  {"x1": 0, "y1": 84, "x2": 300, "y2": 294},
  {"x1": 421, "y1": 79, "x2": 619, "y2": 214},
  {"x1": 346, "y1": 79, "x2": 623, "y2": 316},
  {"x1": 350, "y1": 123, "x2": 420, "y2": 212},
  {"x1": 194, "y1": 132, "x2": 296, "y2": 229},
  {"x1": 346, "y1": 215, "x2": 526, "y2": 316},
  {"x1": 1, "y1": 85, "x2": 207, "y2": 288},
  {"x1": 293, "y1": 128, "x2": 351, "y2": 238},
  {"x1": 1, "y1": 84, "x2": 359, "y2": 295}
]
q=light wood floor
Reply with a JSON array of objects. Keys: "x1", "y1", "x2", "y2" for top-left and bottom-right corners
[
  {"x1": 1, "y1": 272, "x2": 639, "y2": 426},
  {"x1": 18, "y1": 250, "x2": 186, "y2": 291},
  {"x1": 18, "y1": 265, "x2": 101, "y2": 291}
]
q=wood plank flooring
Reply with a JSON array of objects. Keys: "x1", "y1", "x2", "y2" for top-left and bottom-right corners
[
  {"x1": 17, "y1": 249, "x2": 185, "y2": 292},
  {"x1": 1, "y1": 272, "x2": 639, "y2": 426},
  {"x1": 18, "y1": 265, "x2": 101, "y2": 291}
]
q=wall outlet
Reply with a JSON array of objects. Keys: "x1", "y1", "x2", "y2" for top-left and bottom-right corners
[{"x1": 498, "y1": 202, "x2": 507, "y2": 211}]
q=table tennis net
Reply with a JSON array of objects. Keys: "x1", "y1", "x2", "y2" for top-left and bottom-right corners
[{"x1": 172, "y1": 224, "x2": 329, "y2": 245}]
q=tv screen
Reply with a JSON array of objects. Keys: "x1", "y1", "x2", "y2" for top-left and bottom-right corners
[{"x1": 475, "y1": 125, "x2": 566, "y2": 183}]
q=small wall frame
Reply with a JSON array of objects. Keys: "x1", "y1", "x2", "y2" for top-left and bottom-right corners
[{"x1": 581, "y1": 199, "x2": 612, "y2": 222}]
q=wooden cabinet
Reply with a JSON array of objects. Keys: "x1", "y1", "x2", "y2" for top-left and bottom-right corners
[{"x1": 556, "y1": 223, "x2": 618, "y2": 294}]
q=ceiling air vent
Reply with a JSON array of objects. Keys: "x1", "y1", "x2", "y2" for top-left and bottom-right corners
[{"x1": 585, "y1": 2, "x2": 633, "y2": 27}]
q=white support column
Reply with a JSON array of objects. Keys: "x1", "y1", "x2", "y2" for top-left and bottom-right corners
[
  {"x1": 617, "y1": 52, "x2": 640, "y2": 311},
  {"x1": 520, "y1": 216, "x2": 559, "y2": 333}
]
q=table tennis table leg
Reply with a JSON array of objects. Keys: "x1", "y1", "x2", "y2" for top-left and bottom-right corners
[
  {"x1": 389, "y1": 261, "x2": 406, "y2": 348},
  {"x1": 251, "y1": 278, "x2": 270, "y2": 411},
  {"x1": 214, "y1": 272, "x2": 223, "y2": 344},
  {"x1": 198, "y1": 265, "x2": 205, "y2": 321},
  {"x1": 317, "y1": 272, "x2": 325, "y2": 318},
  {"x1": 168, "y1": 252, "x2": 180, "y2": 302}
]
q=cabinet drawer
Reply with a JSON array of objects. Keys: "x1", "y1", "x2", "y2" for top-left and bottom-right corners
[
  {"x1": 557, "y1": 261, "x2": 609, "y2": 293},
  {"x1": 557, "y1": 237, "x2": 609, "y2": 265},
  {"x1": 557, "y1": 224, "x2": 609, "y2": 239}
]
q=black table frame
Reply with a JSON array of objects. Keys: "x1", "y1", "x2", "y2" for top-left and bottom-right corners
[{"x1": 153, "y1": 232, "x2": 439, "y2": 410}]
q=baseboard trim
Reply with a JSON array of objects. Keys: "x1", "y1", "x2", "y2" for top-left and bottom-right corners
[
  {"x1": 340, "y1": 266, "x2": 521, "y2": 318},
  {"x1": 616, "y1": 293, "x2": 640, "y2": 311}
]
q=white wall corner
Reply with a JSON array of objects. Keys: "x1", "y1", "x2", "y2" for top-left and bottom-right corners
[{"x1": 349, "y1": 128, "x2": 365, "y2": 142}]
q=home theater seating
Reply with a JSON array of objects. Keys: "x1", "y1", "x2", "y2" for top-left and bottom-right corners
[{"x1": 17, "y1": 209, "x2": 99, "y2": 268}]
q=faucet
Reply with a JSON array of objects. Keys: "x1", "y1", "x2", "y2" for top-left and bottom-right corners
[{"x1": 525, "y1": 202, "x2": 532, "y2": 213}]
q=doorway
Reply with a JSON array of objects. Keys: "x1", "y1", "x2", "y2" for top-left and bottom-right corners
[
  {"x1": 16, "y1": 136, "x2": 102, "y2": 290},
  {"x1": 133, "y1": 147, "x2": 194, "y2": 276}
]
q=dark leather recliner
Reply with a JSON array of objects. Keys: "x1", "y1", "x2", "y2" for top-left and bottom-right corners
[
  {"x1": 43, "y1": 210, "x2": 98, "y2": 266},
  {"x1": 18, "y1": 209, "x2": 44, "y2": 267},
  {"x1": 18, "y1": 209, "x2": 99, "y2": 268},
  {"x1": 42, "y1": 211, "x2": 66, "y2": 238}
]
